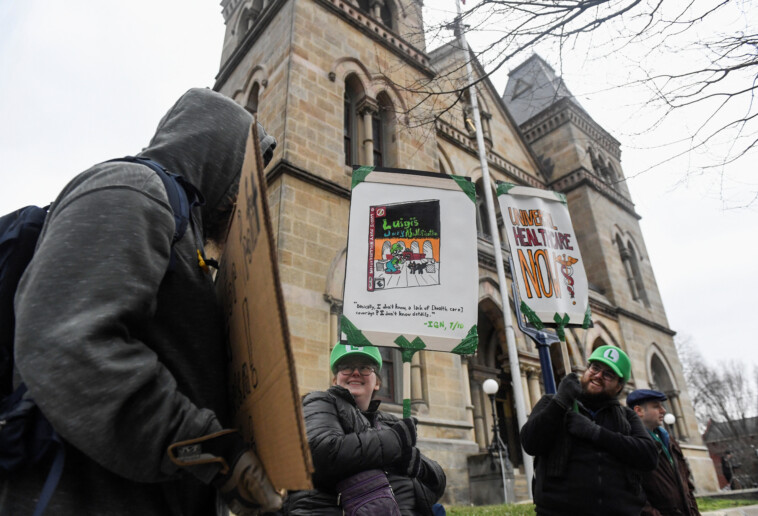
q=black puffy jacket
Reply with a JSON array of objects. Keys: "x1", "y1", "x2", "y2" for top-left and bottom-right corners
[
  {"x1": 285, "y1": 386, "x2": 445, "y2": 516},
  {"x1": 521, "y1": 394, "x2": 658, "y2": 516}
]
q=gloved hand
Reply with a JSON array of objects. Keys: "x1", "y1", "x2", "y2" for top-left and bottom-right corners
[
  {"x1": 406, "y1": 447, "x2": 422, "y2": 477},
  {"x1": 554, "y1": 373, "x2": 581, "y2": 409},
  {"x1": 391, "y1": 418, "x2": 419, "y2": 474},
  {"x1": 566, "y1": 411, "x2": 601, "y2": 442},
  {"x1": 167, "y1": 429, "x2": 282, "y2": 515},
  {"x1": 390, "y1": 417, "x2": 417, "y2": 450}
]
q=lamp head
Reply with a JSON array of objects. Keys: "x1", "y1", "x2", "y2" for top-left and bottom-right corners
[
  {"x1": 663, "y1": 413, "x2": 676, "y2": 426},
  {"x1": 483, "y1": 378, "x2": 499, "y2": 396}
]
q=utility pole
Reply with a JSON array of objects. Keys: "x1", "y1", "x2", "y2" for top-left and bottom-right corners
[{"x1": 453, "y1": 0, "x2": 534, "y2": 498}]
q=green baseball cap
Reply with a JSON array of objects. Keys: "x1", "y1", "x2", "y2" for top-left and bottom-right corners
[
  {"x1": 588, "y1": 345, "x2": 631, "y2": 382},
  {"x1": 330, "y1": 343, "x2": 382, "y2": 373}
]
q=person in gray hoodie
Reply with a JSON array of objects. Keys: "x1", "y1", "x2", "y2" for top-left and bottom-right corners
[{"x1": 3, "y1": 88, "x2": 281, "y2": 515}]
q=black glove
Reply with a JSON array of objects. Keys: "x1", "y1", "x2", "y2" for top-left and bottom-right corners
[
  {"x1": 391, "y1": 418, "x2": 418, "y2": 473},
  {"x1": 554, "y1": 373, "x2": 581, "y2": 409},
  {"x1": 167, "y1": 429, "x2": 282, "y2": 515},
  {"x1": 391, "y1": 417, "x2": 417, "y2": 450},
  {"x1": 406, "y1": 447, "x2": 422, "y2": 477},
  {"x1": 566, "y1": 411, "x2": 601, "y2": 442}
]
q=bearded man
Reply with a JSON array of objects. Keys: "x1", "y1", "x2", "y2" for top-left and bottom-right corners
[{"x1": 521, "y1": 345, "x2": 658, "y2": 516}]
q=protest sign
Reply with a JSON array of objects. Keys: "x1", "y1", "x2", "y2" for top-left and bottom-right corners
[
  {"x1": 215, "y1": 124, "x2": 312, "y2": 490},
  {"x1": 341, "y1": 167, "x2": 479, "y2": 355},
  {"x1": 497, "y1": 183, "x2": 590, "y2": 329}
]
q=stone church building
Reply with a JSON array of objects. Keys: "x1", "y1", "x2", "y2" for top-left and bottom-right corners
[{"x1": 212, "y1": 0, "x2": 718, "y2": 504}]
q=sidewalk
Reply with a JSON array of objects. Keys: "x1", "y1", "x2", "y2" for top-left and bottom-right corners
[{"x1": 702, "y1": 505, "x2": 758, "y2": 516}]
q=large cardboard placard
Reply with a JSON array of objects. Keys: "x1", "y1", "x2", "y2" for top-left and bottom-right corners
[
  {"x1": 215, "y1": 125, "x2": 312, "y2": 490},
  {"x1": 497, "y1": 183, "x2": 589, "y2": 327},
  {"x1": 341, "y1": 168, "x2": 479, "y2": 354}
]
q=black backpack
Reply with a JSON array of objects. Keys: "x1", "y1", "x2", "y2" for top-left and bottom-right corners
[{"x1": 0, "y1": 156, "x2": 200, "y2": 515}]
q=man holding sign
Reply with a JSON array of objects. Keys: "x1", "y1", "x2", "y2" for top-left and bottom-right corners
[{"x1": 521, "y1": 345, "x2": 658, "y2": 515}]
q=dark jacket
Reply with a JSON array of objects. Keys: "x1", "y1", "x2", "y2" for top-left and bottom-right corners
[
  {"x1": 4, "y1": 89, "x2": 253, "y2": 515},
  {"x1": 285, "y1": 386, "x2": 446, "y2": 516},
  {"x1": 521, "y1": 394, "x2": 658, "y2": 516},
  {"x1": 641, "y1": 431, "x2": 700, "y2": 516}
]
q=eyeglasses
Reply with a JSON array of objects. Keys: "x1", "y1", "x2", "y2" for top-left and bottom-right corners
[
  {"x1": 337, "y1": 364, "x2": 377, "y2": 376},
  {"x1": 588, "y1": 362, "x2": 619, "y2": 382}
]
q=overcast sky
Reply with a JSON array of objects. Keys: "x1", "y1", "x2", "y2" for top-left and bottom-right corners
[{"x1": 2, "y1": 1, "x2": 755, "y2": 376}]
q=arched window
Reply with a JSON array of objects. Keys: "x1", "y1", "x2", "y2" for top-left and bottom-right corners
[
  {"x1": 374, "y1": 92, "x2": 396, "y2": 167},
  {"x1": 344, "y1": 75, "x2": 363, "y2": 166},
  {"x1": 245, "y1": 82, "x2": 260, "y2": 116},
  {"x1": 236, "y1": 8, "x2": 254, "y2": 40},
  {"x1": 627, "y1": 241, "x2": 649, "y2": 306},
  {"x1": 650, "y1": 352, "x2": 687, "y2": 439}
]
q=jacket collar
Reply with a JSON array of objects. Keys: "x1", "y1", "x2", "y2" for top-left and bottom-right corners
[{"x1": 328, "y1": 385, "x2": 382, "y2": 413}]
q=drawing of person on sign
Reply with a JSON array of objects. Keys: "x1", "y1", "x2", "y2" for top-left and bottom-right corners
[{"x1": 368, "y1": 200, "x2": 441, "y2": 291}]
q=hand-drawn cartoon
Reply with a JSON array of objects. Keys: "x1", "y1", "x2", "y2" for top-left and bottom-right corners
[{"x1": 367, "y1": 200, "x2": 441, "y2": 291}]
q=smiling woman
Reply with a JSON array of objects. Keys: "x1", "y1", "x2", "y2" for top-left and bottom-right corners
[{"x1": 283, "y1": 343, "x2": 447, "y2": 515}]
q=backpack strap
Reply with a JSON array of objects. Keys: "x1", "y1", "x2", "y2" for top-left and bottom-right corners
[{"x1": 108, "y1": 156, "x2": 207, "y2": 270}]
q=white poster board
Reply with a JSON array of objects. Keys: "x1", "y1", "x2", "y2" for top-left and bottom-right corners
[
  {"x1": 497, "y1": 183, "x2": 590, "y2": 327},
  {"x1": 341, "y1": 168, "x2": 479, "y2": 354}
]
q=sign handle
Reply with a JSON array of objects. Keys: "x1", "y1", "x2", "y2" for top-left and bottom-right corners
[{"x1": 402, "y1": 358, "x2": 413, "y2": 418}]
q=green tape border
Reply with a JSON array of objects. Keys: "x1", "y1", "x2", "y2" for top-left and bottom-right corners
[
  {"x1": 451, "y1": 325, "x2": 479, "y2": 355},
  {"x1": 450, "y1": 174, "x2": 476, "y2": 204},
  {"x1": 351, "y1": 166, "x2": 375, "y2": 189},
  {"x1": 496, "y1": 181, "x2": 517, "y2": 197}
]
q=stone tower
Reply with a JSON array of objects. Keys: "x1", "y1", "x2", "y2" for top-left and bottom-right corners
[
  {"x1": 212, "y1": 1, "x2": 718, "y2": 504},
  {"x1": 503, "y1": 54, "x2": 718, "y2": 491}
]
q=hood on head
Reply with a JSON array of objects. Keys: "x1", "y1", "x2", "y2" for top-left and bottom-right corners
[{"x1": 138, "y1": 88, "x2": 253, "y2": 221}]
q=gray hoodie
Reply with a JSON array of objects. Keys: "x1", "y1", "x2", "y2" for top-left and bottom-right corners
[{"x1": 5, "y1": 88, "x2": 253, "y2": 515}]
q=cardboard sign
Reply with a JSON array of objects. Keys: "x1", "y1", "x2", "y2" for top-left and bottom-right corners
[
  {"x1": 215, "y1": 124, "x2": 312, "y2": 490},
  {"x1": 341, "y1": 168, "x2": 479, "y2": 354},
  {"x1": 497, "y1": 183, "x2": 589, "y2": 327}
]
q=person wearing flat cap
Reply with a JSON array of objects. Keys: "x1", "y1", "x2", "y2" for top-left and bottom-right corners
[
  {"x1": 627, "y1": 389, "x2": 701, "y2": 516},
  {"x1": 521, "y1": 345, "x2": 658, "y2": 515}
]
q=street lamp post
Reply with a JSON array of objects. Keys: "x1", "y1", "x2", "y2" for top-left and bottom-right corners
[{"x1": 483, "y1": 378, "x2": 511, "y2": 504}]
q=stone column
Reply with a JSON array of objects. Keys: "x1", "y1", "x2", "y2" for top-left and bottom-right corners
[
  {"x1": 357, "y1": 97, "x2": 378, "y2": 165},
  {"x1": 411, "y1": 352, "x2": 423, "y2": 403},
  {"x1": 472, "y1": 382, "x2": 487, "y2": 450},
  {"x1": 370, "y1": 0, "x2": 384, "y2": 20},
  {"x1": 520, "y1": 369, "x2": 531, "y2": 413},
  {"x1": 528, "y1": 368, "x2": 542, "y2": 409},
  {"x1": 461, "y1": 358, "x2": 476, "y2": 442},
  {"x1": 671, "y1": 391, "x2": 687, "y2": 438}
]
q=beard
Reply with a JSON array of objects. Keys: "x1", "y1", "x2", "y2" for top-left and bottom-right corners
[{"x1": 579, "y1": 374, "x2": 618, "y2": 404}]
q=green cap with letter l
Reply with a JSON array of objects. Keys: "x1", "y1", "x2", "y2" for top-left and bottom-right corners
[
  {"x1": 588, "y1": 345, "x2": 631, "y2": 382},
  {"x1": 330, "y1": 343, "x2": 383, "y2": 373}
]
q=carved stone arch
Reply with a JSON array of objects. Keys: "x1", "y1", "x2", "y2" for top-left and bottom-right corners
[
  {"x1": 624, "y1": 234, "x2": 645, "y2": 262},
  {"x1": 231, "y1": 65, "x2": 270, "y2": 113},
  {"x1": 476, "y1": 296, "x2": 508, "y2": 363},
  {"x1": 478, "y1": 276, "x2": 503, "y2": 309},
  {"x1": 325, "y1": 246, "x2": 347, "y2": 345},
  {"x1": 582, "y1": 319, "x2": 621, "y2": 360},
  {"x1": 329, "y1": 57, "x2": 373, "y2": 94},
  {"x1": 437, "y1": 144, "x2": 454, "y2": 175},
  {"x1": 372, "y1": 77, "x2": 408, "y2": 123},
  {"x1": 325, "y1": 246, "x2": 347, "y2": 303},
  {"x1": 646, "y1": 344, "x2": 679, "y2": 390}
]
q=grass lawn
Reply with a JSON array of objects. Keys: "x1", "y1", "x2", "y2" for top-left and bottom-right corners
[
  {"x1": 446, "y1": 498, "x2": 757, "y2": 514},
  {"x1": 696, "y1": 497, "x2": 756, "y2": 511},
  {"x1": 447, "y1": 504, "x2": 535, "y2": 515}
]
